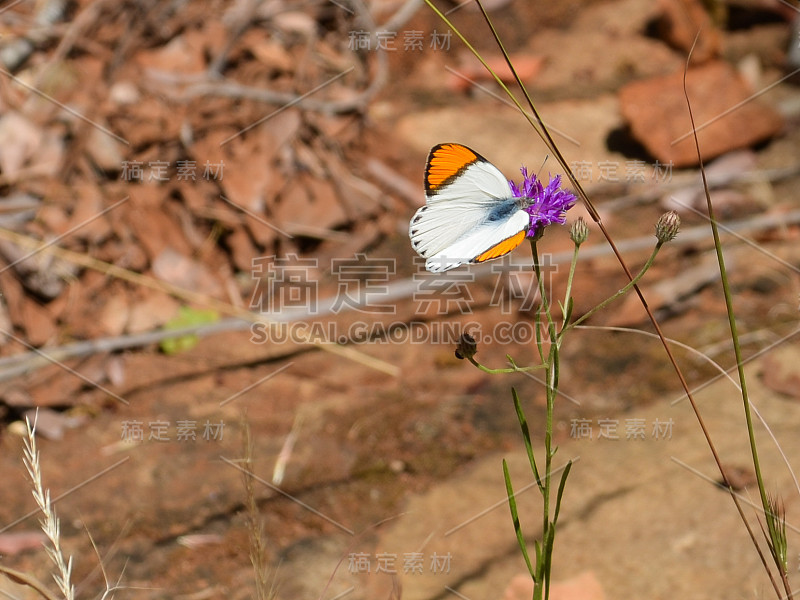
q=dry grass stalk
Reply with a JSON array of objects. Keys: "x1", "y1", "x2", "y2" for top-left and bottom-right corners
[{"x1": 22, "y1": 413, "x2": 75, "y2": 600}]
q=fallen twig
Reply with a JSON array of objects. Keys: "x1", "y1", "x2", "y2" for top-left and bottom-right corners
[
  {"x1": 0, "y1": 227, "x2": 400, "y2": 377},
  {"x1": 2, "y1": 208, "x2": 799, "y2": 382}
]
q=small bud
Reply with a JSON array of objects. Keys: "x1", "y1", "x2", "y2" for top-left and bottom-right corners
[
  {"x1": 655, "y1": 210, "x2": 681, "y2": 244},
  {"x1": 454, "y1": 332, "x2": 478, "y2": 360},
  {"x1": 569, "y1": 217, "x2": 589, "y2": 246}
]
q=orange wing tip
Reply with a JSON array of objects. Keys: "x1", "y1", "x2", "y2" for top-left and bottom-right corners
[
  {"x1": 425, "y1": 143, "x2": 479, "y2": 192},
  {"x1": 473, "y1": 230, "x2": 527, "y2": 263}
]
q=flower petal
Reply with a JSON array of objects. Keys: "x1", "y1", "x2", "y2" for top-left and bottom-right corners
[{"x1": 509, "y1": 168, "x2": 577, "y2": 238}]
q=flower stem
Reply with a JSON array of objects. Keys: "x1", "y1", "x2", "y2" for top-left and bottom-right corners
[
  {"x1": 560, "y1": 240, "x2": 581, "y2": 329},
  {"x1": 530, "y1": 239, "x2": 561, "y2": 600},
  {"x1": 561, "y1": 243, "x2": 662, "y2": 337},
  {"x1": 464, "y1": 355, "x2": 544, "y2": 374}
]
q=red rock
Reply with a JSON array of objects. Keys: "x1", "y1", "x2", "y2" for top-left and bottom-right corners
[
  {"x1": 761, "y1": 347, "x2": 800, "y2": 400},
  {"x1": 656, "y1": 0, "x2": 722, "y2": 63},
  {"x1": 503, "y1": 571, "x2": 606, "y2": 600},
  {"x1": 447, "y1": 52, "x2": 546, "y2": 93},
  {"x1": 0, "y1": 531, "x2": 46, "y2": 555},
  {"x1": 619, "y1": 61, "x2": 783, "y2": 167}
]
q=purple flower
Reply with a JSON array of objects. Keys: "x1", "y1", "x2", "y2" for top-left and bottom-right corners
[{"x1": 509, "y1": 167, "x2": 577, "y2": 238}]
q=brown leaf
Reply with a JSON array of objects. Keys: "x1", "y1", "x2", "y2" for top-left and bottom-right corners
[
  {"x1": 136, "y1": 34, "x2": 206, "y2": 74},
  {"x1": 99, "y1": 292, "x2": 131, "y2": 337},
  {"x1": 126, "y1": 292, "x2": 180, "y2": 334},
  {"x1": 85, "y1": 126, "x2": 126, "y2": 172},
  {"x1": 20, "y1": 297, "x2": 56, "y2": 346},
  {"x1": 66, "y1": 183, "x2": 115, "y2": 244},
  {"x1": 274, "y1": 174, "x2": 348, "y2": 234},
  {"x1": 26, "y1": 365, "x2": 86, "y2": 408},
  {"x1": 0, "y1": 112, "x2": 42, "y2": 178},
  {"x1": 226, "y1": 226, "x2": 259, "y2": 273},
  {"x1": 128, "y1": 190, "x2": 192, "y2": 262},
  {"x1": 151, "y1": 247, "x2": 224, "y2": 298}
]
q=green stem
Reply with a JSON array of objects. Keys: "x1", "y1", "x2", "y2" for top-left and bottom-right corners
[
  {"x1": 560, "y1": 242, "x2": 580, "y2": 329},
  {"x1": 465, "y1": 355, "x2": 544, "y2": 374},
  {"x1": 681, "y1": 44, "x2": 786, "y2": 596},
  {"x1": 703, "y1": 181, "x2": 781, "y2": 578},
  {"x1": 530, "y1": 239, "x2": 559, "y2": 600},
  {"x1": 561, "y1": 243, "x2": 662, "y2": 337}
]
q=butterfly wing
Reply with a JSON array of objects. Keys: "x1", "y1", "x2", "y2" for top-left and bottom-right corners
[{"x1": 409, "y1": 143, "x2": 529, "y2": 272}]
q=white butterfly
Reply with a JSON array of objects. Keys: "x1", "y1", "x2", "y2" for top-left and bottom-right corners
[{"x1": 409, "y1": 143, "x2": 533, "y2": 272}]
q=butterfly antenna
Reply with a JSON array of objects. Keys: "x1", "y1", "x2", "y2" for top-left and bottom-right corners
[{"x1": 537, "y1": 154, "x2": 550, "y2": 179}]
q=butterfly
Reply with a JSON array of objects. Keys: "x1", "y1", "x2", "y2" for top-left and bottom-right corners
[{"x1": 408, "y1": 143, "x2": 536, "y2": 272}]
